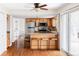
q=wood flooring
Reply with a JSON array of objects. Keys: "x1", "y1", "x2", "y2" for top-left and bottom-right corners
[{"x1": 1, "y1": 45, "x2": 66, "y2": 56}]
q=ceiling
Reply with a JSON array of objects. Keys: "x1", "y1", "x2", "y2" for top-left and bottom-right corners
[{"x1": 0, "y1": 3, "x2": 65, "y2": 18}]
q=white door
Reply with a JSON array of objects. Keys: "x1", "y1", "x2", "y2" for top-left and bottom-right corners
[{"x1": 69, "y1": 10, "x2": 79, "y2": 56}]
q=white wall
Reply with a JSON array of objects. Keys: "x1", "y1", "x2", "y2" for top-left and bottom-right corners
[{"x1": 0, "y1": 12, "x2": 7, "y2": 55}]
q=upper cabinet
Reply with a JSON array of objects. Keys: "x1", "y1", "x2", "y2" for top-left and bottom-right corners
[
  {"x1": 52, "y1": 17, "x2": 56, "y2": 27},
  {"x1": 25, "y1": 17, "x2": 57, "y2": 28}
]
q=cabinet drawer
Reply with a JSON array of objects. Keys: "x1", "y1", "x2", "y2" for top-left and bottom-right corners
[
  {"x1": 49, "y1": 40, "x2": 55, "y2": 45},
  {"x1": 40, "y1": 45, "x2": 48, "y2": 49},
  {"x1": 40, "y1": 40, "x2": 48, "y2": 46},
  {"x1": 31, "y1": 39, "x2": 39, "y2": 45},
  {"x1": 31, "y1": 46, "x2": 38, "y2": 49}
]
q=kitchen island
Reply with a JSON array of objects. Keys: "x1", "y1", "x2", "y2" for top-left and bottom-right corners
[{"x1": 30, "y1": 32, "x2": 58, "y2": 50}]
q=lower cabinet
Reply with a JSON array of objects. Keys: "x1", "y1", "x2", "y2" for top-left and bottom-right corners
[
  {"x1": 31, "y1": 39, "x2": 39, "y2": 46},
  {"x1": 31, "y1": 39, "x2": 39, "y2": 49},
  {"x1": 49, "y1": 40, "x2": 56, "y2": 49},
  {"x1": 40, "y1": 40, "x2": 48, "y2": 46},
  {"x1": 31, "y1": 38, "x2": 57, "y2": 49},
  {"x1": 40, "y1": 40, "x2": 48, "y2": 49},
  {"x1": 49, "y1": 40, "x2": 55, "y2": 45}
]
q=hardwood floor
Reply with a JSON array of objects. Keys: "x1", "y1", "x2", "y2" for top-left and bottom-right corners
[{"x1": 1, "y1": 45, "x2": 66, "y2": 56}]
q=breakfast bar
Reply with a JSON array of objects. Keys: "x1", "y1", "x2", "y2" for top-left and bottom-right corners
[{"x1": 30, "y1": 33, "x2": 58, "y2": 49}]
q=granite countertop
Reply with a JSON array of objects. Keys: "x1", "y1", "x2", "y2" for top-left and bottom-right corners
[{"x1": 34, "y1": 31, "x2": 52, "y2": 33}]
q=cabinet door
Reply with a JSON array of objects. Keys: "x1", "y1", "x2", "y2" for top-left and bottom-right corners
[
  {"x1": 49, "y1": 40, "x2": 55, "y2": 46},
  {"x1": 40, "y1": 40, "x2": 48, "y2": 46},
  {"x1": 40, "y1": 40, "x2": 48, "y2": 49},
  {"x1": 39, "y1": 18, "x2": 44, "y2": 22},
  {"x1": 48, "y1": 19, "x2": 52, "y2": 27},
  {"x1": 52, "y1": 19, "x2": 56, "y2": 27},
  {"x1": 31, "y1": 39, "x2": 38, "y2": 46},
  {"x1": 43, "y1": 18, "x2": 48, "y2": 22},
  {"x1": 31, "y1": 39, "x2": 39, "y2": 49},
  {"x1": 49, "y1": 40, "x2": 56, "y2": 49}
]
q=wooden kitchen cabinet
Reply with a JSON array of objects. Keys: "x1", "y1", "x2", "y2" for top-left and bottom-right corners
[
  {"x1": 52, "y1": 18, "x2": 56, "y2": 27},
  {"x1": 49, "y1": 40, "x2": 55, "y2": 45},
  {"x1": 30, "y1": 33, "x2": 58, "y2": 50},
  {"x1": 48, "y1": 19, "x2": 52, "y2": 28},
  {"x1": 31, "y1": 39, "x2": 39, "y2": 49},
  {"x1": 49, "y1": 40, "x2": 56, "y2": 49},
  {"x1": 40, "y1": 40, "x2": 48, "y2": 46},
  {"x1": 31, "y1": 39, "x2": 48, "y2": 49},
  {"x1": 43, "y1": 18, "x2": 48, "y2": 22},
  {"x1": 30, "y1": 38, "x2": 57, "y2": 50},
  {"x1": 40, "y1": 39, "x2": 48, "y2": 49},
  {"x1": 31, "y1": 39, "x2": 39, "y2": 46},
  {"x1": 39, "y1": 18, "x2": 44, "y2": 22}
]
